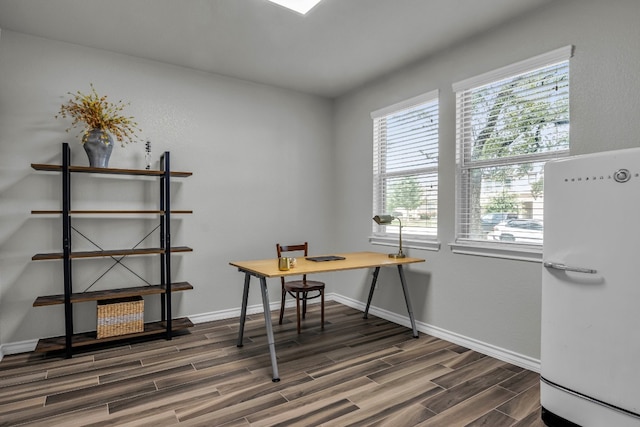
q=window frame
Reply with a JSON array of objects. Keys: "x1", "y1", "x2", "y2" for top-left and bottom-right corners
[
  {"x1": 451, "y1": 46, "x2": 573, "y2": 261},
  {"x1": 370, "y1": 89, "x2": 441, "y2": 252}
]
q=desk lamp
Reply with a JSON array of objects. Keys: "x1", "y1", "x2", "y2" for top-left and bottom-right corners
[{"x1": 372, "y1": 215, "x2": 405, "y2": 258}]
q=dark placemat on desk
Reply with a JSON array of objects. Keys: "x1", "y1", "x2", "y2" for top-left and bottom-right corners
[{"x1": 306, "y1": 255, "x2": 346, "y2": 262}]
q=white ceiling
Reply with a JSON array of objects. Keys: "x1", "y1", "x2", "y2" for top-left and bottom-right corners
[{"x1": 0, "y1": 0, "x2": 555, "y2": 98}]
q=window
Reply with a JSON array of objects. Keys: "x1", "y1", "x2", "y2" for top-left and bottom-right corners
[
  {"x1": 371, "y1": 90, "x2": 439, "y2": 251},
  {"x1": 453, "y1": 46, "x2": 572, "y2": 258}
]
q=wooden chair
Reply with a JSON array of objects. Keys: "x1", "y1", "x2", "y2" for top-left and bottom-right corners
[{"x1": 276, "y1": 242, "x2": 325, "y2": 334}]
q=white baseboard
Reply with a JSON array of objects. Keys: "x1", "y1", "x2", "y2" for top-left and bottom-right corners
[
  {"x1": 1, "y1": 294, "x2": 541, "y2": 373},
  {"x1": 330, "y1": 293, "x2": 541, "y2": 373},
  {"x1": 0, "y1": 339, "x2": 38, "y2": 360},
  {"x1": 0, "y1": 300, "x2": 305, "y2": 360},
  {"x1": 188, "y1": 298, "x2": 303, "y2": 324}
]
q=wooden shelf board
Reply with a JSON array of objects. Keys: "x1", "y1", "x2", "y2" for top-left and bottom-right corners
[
  {"x1": 34, "y1": 317, "x2": 194, "y2": 353},
  {"x1": 31, "y1": 210, "x2": 193, "y2": 215},
  {"x1": 31, "y1": 163, "x2": 192, "y2": 177},
  {"x1": 32, "y1": 246, "x2": 193, "y2": 260},
  {"x1": 33, "y1": 282, "x2": 193, "y2": 306}
]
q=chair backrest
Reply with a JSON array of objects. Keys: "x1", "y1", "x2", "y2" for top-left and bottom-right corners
[{"x1": 276, "y1": 242, "x2": 309, "y2": 284}]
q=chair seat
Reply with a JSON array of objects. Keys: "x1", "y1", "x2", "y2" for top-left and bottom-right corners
[{"x1": 284, "y1": 280, "x2": 325, "y2": 292}]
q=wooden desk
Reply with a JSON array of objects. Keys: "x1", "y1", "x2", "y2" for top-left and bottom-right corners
[{"x1": 229, "y1": 251, "x2": 425, "y2": 382}]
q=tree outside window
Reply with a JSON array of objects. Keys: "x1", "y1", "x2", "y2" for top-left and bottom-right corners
[
  {"x1": 455, "y1": 47, "x2": 571, "y2": 247},
  {"x1": 372, "y1": 91, "x2": 439, "y2": 240}
]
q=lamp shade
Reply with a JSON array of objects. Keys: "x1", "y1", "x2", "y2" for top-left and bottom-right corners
[{"x1": 373, "y1": 215, "x2": 395, "y2": 225}]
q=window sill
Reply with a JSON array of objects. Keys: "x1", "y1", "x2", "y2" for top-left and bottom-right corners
[
  {"x1": 369, "y1": 235, "x2": 441, "y2": 252},
  {"x1": 449, "y1": 240, "x2": 542, "y2": 262}
]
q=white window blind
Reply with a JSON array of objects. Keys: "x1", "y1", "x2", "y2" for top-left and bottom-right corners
[
  {"x1": 454, "y1": 46, "x2": 572, "y2": 250},
  {"x1": 372, "y1": 90, "x2": 439, "y2": 242}
]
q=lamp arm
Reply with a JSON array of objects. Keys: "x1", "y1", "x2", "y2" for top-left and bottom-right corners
[
  {"x1": 397, "y1": 217, "x2": 404, "y2": 257},
  {"x1": 372, "y1": 214, "x2": 406, "y2": 258}
]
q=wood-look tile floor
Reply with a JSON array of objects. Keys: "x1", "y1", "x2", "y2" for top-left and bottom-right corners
[{"x1": 0, "y1": 302, "x2": 546, "y2": 426}]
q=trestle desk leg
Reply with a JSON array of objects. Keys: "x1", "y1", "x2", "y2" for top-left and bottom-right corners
[
  {"x1": 363, "y1": 267, "x2": 380, "y2": 319},
  {"x1": 236, "y1": 272, "x2": 251, "y2": 347},
  {"x1": 397, "y1": 265, "x2": 419, "y2": 338},
  {"x1": 260, "y1": 276, "x2": 280, "y2": 382}
]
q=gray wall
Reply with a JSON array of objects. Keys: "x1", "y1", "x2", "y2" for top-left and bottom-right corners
[
  {"x1": 0, "y1": 31, "x2": 334, "y2": 345},
  {"x1": 333, "y1": 0, "x2": 640, "y2": 361},
  {"x1": 1, "y1": 0, "x2": 639, "y2": 364}
]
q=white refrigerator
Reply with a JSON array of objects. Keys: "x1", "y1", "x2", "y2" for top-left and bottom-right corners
[{"x1": 541, "y1": 148, "x2": 640, "y2": 426}]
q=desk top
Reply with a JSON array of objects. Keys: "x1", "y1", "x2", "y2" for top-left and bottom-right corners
[{"x1": 230, "y1": 251, "x2": 425, "y2": 278}]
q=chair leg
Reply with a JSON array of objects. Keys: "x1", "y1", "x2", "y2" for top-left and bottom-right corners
[
  {"x1": 302, "y1": 291, "x2": 308, "y2": 319},
  {"x1": 320, "y1": 289, "x2": 325, "y2": 330},
  {"x1": 295, "y1": 291, "x2": 301, "y2": 334},
  {"x1": 279, "y1": 287, "x2": 287, "y2": 325}
]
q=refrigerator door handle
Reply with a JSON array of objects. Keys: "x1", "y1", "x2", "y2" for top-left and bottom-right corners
[{"x1": 543, "y1": 261, "x2": 597, "y2": 274}]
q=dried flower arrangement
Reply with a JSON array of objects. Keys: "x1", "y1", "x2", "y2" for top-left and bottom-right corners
[{"x1": 56, "y1": 84, "x2": 141, "y2": 147}]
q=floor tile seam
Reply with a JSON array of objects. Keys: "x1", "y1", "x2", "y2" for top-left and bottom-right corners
[
  {"x1": 413, "y1": 385, "x2": 520, "y2": 427},
  {"x1": 174, "y1": 388, "x2": 289, "y2": 424},
  {"x1": 137, "y1": 345, "x2": 208, "y2": 367},
  {"x1": 492, "y1": 406, "x2": 525, "y2": 424},
  {"x1": 135, "y1": 348, "x2": 233, "y2": 371},
  {"x1": 499, "y1": 377, "x2": 540, "y2": 396},
  {"x1": 43, "y1": 378, "x2": 158, "y2": 408},
  {"x1": 443, "y1": 353, "x2": 490, "y2": 372},
  {"x1": 247, "y1": 395, "x2": 359, "y2": 426},
  {"x1": 125, "y1": 364, "x2": 235, "y2": 391},
  {"x1": 319, "y1": 341, "x2": 382, "y2": 364},
  {"x1": 381, "y1": 348, "x2": 461, "y2": 369},
  {"x1": 367, "y1": 362, "x2": 451, "y2": 387},
  {"x1": 415, "y1": 382, "x2": 448, "y2": 409},
  {"x1": 305, "y1": 359, "x2": 393, "y2": 380},
  {"x1": 342, "y1": 385, "x2": 439, "y2": 425},
  {"x1": 0, "y1": 369, "x2": 47, "y2": 382},
  {"x1": 277, "y1": 387, "x2": 291, "y2": 403},
  {"x1": 105, "y1": 386, "x2": 168, "y2": 414},
  {"x1": 94, "y1": 349, "x2": 180, "y2": 367},
  {"x1": 0, "y1": 375, "x2": 102, "y2": 405},
  {"x1": 136, "y1": 356, "x2": 198, "y2": 371},
  {"x1": 48, "y1": 360, "x2": 143, "y2": 382},
  {"x1": 0, "y1": 362, "x2": 77, "y2": 380},
  {"x1": 106, "y1": 385, "x2": 222, "y2": 419},
  {"x1": 0, "y1": 396, "x2": 47, "y2": 419},
  {"x1": 437, "y1": 365, "x2": 522, "y2": 393},
  {"x1": 465, "y1": 409, "x2": 519, "y2": 426},
  {"x1": 308, "y1": 356, "x2": 393, "y2": 380},
  {"x1": 491, "y1": 383, "x2": 541, "y2": 421},
  {"x1": 431, "y1": 359, "x2": 513, "y2": 390},
  {"x1": 491, "y1": 384, "x2": 518, "y2": 399},
  {"x1": 279, "y1": 374, "x2": 378, "y2": 407},
  {"x1": 0, "y1": 373, "x2": 48, "y2": 390},
  {"x1": 98, "y1": 362, "x2": 196, "y2": 386},
  {"x1": 288, "y1": 371, "x2": 377, "y2": 402},
  {"x1": 12, "y1": 402, "x2": 109, "y2": 426},
  {"x1": 418, "y1": 383, "x2": 517, "y2": 416}
]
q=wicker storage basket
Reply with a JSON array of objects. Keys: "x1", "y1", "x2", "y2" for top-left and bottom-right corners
[{"x1": 97, "y1": 296, "x2": 144, "y2": 339}]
